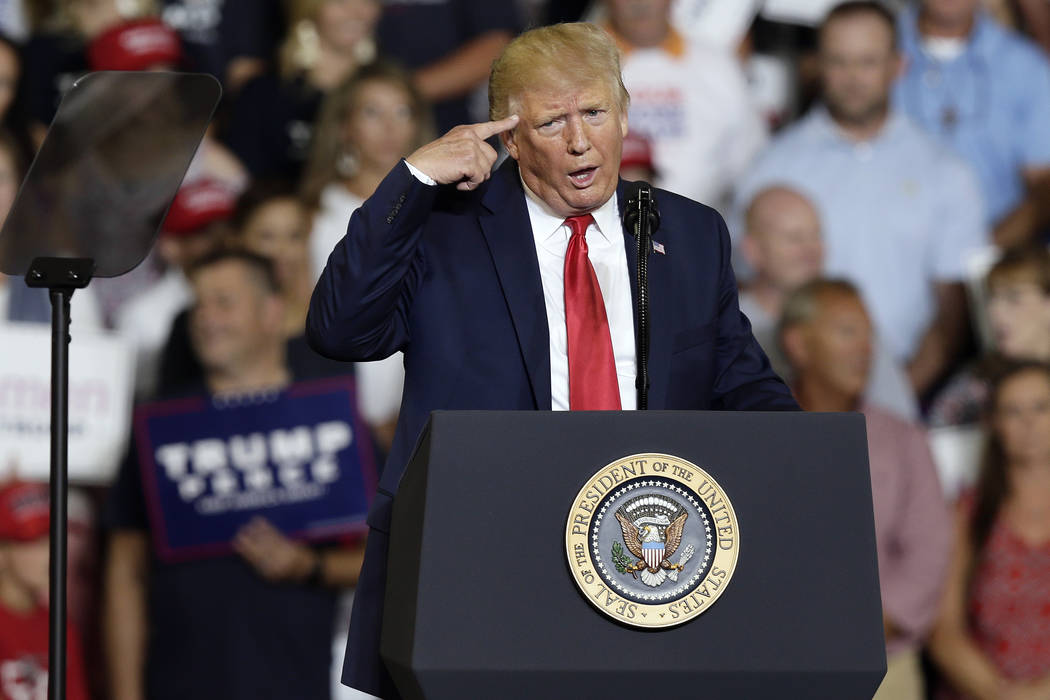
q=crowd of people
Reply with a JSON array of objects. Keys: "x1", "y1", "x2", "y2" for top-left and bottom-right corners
[{"x1": 0, "y1": 0, "x2": 1049, "y2": 698}]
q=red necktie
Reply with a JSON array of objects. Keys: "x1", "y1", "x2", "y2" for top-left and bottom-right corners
[{"x1": 563, "y1": 214, "x2": 621, "y2": 410}]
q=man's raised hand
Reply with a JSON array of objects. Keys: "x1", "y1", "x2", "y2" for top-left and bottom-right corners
[{"x1": 405, "y1": 115, "x2": 519, "y2": 191}]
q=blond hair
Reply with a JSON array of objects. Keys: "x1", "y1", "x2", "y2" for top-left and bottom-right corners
[
  {"x1": 488, "y1": 22, "x2": 630, "y2": 121},
  {"x1": 279, "y1": 0, "x2": 377, "y2": 78},
  {"x1": 39, "y1": 0, "x2": 156, "y2": 33}
]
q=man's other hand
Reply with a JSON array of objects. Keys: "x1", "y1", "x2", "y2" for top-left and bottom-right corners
[
  {"x1": 233, "y1": 517, "x2": 315, "y2": 582},
  {"x1": 406, "y1": 115, "x2": 519, "y2": 191}
]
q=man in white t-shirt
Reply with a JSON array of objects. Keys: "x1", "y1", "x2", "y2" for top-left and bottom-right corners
[{"x1": 603, "y1": 0, "x2": 767, "y2": 212}]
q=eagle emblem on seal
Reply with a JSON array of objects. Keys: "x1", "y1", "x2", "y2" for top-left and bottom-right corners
[{"x1": 614, "y1": 495, "x2": 690, "y2": 588}]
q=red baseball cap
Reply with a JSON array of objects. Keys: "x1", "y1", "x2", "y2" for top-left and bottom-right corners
[
  {"x1": 620, "y1": 132, "x2": 655, "y2": 175},
  {"x1": 162, "y1": 178, "x2": 237, "y2": 237},
  {"x1": 0, "y1": 481, "x2": 50, "y2": 542},
  {"x1": 87, "y1": 18, "x2": 183, "y2": 72}
]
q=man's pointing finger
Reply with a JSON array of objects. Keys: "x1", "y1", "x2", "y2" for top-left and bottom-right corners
[{"x1": 472, "y1": 114, "x2": 519, "y2": 140}]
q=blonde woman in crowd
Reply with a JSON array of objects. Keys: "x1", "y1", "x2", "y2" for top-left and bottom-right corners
[
  {"x1": 225, "y1": 0, "x2": 381, "y2": 181},
  {"x1": 930, "y1": 361, "x2": 1050, "y2": 699},
  {"x1": 302, "y1": 60, "x2": 431, "y2": 280}
]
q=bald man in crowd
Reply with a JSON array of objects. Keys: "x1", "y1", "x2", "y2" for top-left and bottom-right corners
[
  {"x1": 308, "y1": 21, "x2": 797, "y2": 698},
  {"x1": 740, "y1": 185, "x2": 918, "y2": 419}
]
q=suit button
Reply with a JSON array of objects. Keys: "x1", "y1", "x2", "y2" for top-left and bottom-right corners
[{"x1": 386, "y1": 216, "x2": 394, "y2": 224}]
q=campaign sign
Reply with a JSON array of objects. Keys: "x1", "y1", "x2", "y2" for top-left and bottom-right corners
[
  {"x1": 0, "y1": 321, "x2": 134, "y2": 483},
  {"x1": 134, "y1": 377, "x2": 377, "y2": 563}
]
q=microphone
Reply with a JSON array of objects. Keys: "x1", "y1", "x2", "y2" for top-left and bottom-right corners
[
  {"x1": 621, "y1": 181, "x2": 659, "y2": 411},
  {"x1": 622, "y1": 181, "x2": 661, "y2": 235}
]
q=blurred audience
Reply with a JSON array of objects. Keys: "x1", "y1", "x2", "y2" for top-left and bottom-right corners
[
  {"x1": 224, "y1": 0, "x2": 380, "y2": 182},
  {"x1": 375, "y1": 0, "x2": 519, "y2": 132},
  {"x1": 22, "y1": 0, "x2": 160, "y2": 146},
  {"x1": 780, "y1": 278, "x2": 951, "y2": 700},
  {"x1": 929, "y1": 361, "x2": 1050, "y2": 699},
  {"x1": 157, "y1": 0, "x2": 284, "y2": 90},
  {"x1": 895, "y1": 0, "x2": 1050, "y2": 248},
  {"x1": 0, "y1": 480, "x2": 89, "y2": 700},
  {"x1": 0, "y1": 0, "x2": 27, "y2": 41},
  {"x1": 115, "y1": 177, "x2": 235, "y2": 399},
  {"x1": 930, "y1": 245, "x2": 1050, "y2": 427},
  {"x1": 604, "y1": 0, "x2": 767, "y2": 211},
  {"x1": 735, "y1": 1, "x2": 986, "y2": 398},
  {"x1": 104, "y1": 249, "x2": 365, "y2": 700},
  {"x1": 302, "y1": 60, "x2": 431, "y2": 279},
  {"x1": 1015, "y1": 0, "x2": 1050, "y2": 55},
  {"x1": 0, "y1": 34, "x2": 33, "y2": 160},
  {"x1": 740, "y1": 185, "x2": 918, "y2": 420}
]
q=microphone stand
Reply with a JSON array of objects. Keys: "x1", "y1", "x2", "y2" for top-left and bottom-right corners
[{"x1": 624, "y1": 183, "x2": 659, "y2": 410}]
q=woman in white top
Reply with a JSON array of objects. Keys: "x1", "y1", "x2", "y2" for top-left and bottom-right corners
[{"x1": 301, "y1": 60, "x2": 432, "y2": 282}]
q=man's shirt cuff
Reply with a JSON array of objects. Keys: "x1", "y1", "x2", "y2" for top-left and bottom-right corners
[{"x1": 404, "y1": 160, "x2": 437, "y2": 186}]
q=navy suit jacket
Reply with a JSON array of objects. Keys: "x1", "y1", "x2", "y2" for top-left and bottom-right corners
[{"x1": 307, "y1": 158, "x2": 797, "y2": 697}]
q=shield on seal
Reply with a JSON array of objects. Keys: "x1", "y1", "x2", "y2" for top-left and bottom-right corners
[{"x1": 642, "y1": 540, "x2": 664, "y2": 570}]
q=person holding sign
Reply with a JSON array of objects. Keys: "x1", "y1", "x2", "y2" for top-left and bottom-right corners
[
  {"x1": 306, "y1": 22, "x2": 797, "y2": 699},
  {"x1": 104, "y1": 250, "x2": 370, "y2": 700}
]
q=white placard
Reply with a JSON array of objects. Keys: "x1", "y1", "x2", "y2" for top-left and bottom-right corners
[
  {"x1": 760, "y1": 0, "x2": 842, "y2": 26},
  {"x1": 673, "y1": 0, "x2": 762, "y2": 49},
  {"x1": 928, "y1": 425, "x2": 985, "y2": 502},
  {"x1": 0, "y1": 322, "x2": 135, "y2": 484}
]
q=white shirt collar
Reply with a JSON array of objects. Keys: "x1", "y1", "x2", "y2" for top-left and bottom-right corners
[{"x1": 520, "y1": 173, "x2": 622, "y2": 246}]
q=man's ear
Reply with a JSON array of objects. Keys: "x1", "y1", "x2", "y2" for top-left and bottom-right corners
[
  {"x1": 619, "y1": 109, "x2": 628, "y2": 138},
  {"x1": 502, "y1": 127, "x2": 519, "y2": 161}
]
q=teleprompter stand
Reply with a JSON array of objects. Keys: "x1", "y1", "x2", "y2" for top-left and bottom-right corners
[
  {"x1": 382, "y1": 411, "x2": 887, "y2": 699},
  {"x1": 0, "y1": 72, "x2": 221, "y2": 699}
]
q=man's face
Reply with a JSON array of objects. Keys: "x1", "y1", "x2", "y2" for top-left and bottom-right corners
[
  {"x1": 189, "y1": 261, "x2": 282, "y2": 376},
  {"x1": 792, "y1": 293, "x2": 873, "y2": 400},
  {"x1": 744, "y1": 189, "x2": 824, "y2": 292},
  {"x1": 922, "y1": 0, "x2": 980, "y2": 28},
  {"x1": 820, "y1": 14, "x2": 900, "y2": 127},
  {"x1": 503, "y1": 80, "x2": 628, "y2": 218},
  {"x1": 605, "y1": 0, "x2": 674, "y2": 48}
]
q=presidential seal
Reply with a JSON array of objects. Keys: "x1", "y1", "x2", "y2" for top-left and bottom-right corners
[{"x1": 565, "y1": 453, "x2": 739, "y2": 628}]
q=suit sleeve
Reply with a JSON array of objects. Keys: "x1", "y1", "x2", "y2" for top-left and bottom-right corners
[
  {"x1": 306, "y1": 160, "x2": 439, "y2": 362},
  {"x1": 709, "y1": 212, "x2": 800, "y2": 411}
]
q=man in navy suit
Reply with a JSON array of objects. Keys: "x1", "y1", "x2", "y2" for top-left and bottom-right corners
[{"x1": 307, "y1": 22, "x2": 797, "y2": 699}]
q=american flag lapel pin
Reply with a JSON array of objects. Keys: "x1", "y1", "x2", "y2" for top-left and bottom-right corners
[{"x1": 653, "y1": 241, "x2": 666, "y2": 255}]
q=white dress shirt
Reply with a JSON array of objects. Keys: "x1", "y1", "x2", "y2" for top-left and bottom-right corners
[
  {"x1": 405, "y1": 161, "x2": 638, "y2": 409},
  {"x1": 521, "y1": 182, "x2": 637, "y2": 411}
]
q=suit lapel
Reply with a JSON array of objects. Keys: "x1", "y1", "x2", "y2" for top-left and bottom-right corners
[
  {"x1": 479, "y1": 160, "x2": 552, "y2": 409},
  {"x1": 617, "y1": 181, "x2": 672, "y2": 409}
]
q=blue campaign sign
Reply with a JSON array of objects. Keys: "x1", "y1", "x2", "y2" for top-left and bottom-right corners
[{"x1": 133, "y1": 377, "x2": 377, "y2": 563}]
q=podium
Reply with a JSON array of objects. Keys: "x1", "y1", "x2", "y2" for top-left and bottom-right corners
[{"x1": 382, "y1": 411, "x2": 886, "y2": 699}]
